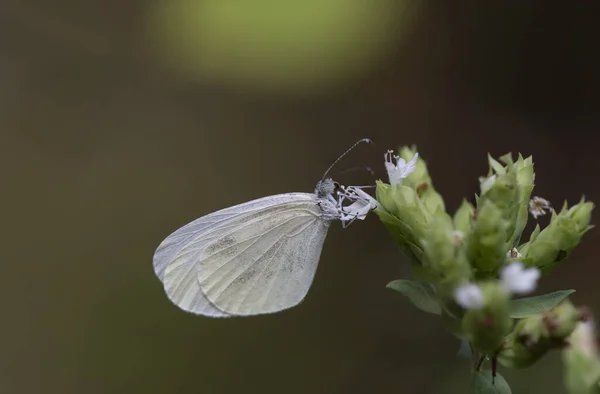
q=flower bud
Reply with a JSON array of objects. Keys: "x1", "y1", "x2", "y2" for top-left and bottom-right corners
[
  {"x1": 421, "y1": 211, "x2": 472, "y2": 292},
  {"x1": 545, "y1": 299, "x2": 582, "y2": 338},
  {"x1": 454, "y1": 199, "x2": 475, "y2": 236},
  {"x1": 565, "y1": 197, "x2": 595, "y2": 233},
  {"x1": 497, "y1": 315, "x2": 547, "y2": 369},
  {"x1": 498, "y1": 300, "x2": 582, "y2": 369},
  {"x1": 479, "y1": 153, "x2": 535, "y2": 247},
  {"x1": 524, "y1": 201, "x2": 593, "y2": 274},
  {"x1": 420, "y1": 186, "x2": 446, "y2": 215},
  {"x1": 375, "y1": 181, "x2": 433, "y2": 241},
  {"x1": 375, "y1": 181, "x2": 430, "y2": 268},
  {"x1": 374, "y1": 206, "x2": 424, "y2": 268},
  {"x1": 462, "y1": 282, "x2": 513, "y2": 353},
  {"x1": 467, "y1": 200, "x2": 508, "y2": 277}
]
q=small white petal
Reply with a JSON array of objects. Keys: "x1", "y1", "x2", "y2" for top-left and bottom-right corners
[
  {"x1": 500, "y1": 261, "x2": 540, "y2": 295},
  {"x1": 455, "y1": 283, "x2": 484, "y2": 310},
  {"x1": 338, "y1": 186, "x2": 380, "y2": 223},
  {"x1": 385, "y1": 151, "x2": 419, "y2": 186}
]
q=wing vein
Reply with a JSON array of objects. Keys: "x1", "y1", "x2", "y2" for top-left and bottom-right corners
[
  {"x1": 200, "y1": 213, "x2": 314, "y2": 290},
  {"x1": 258, "y1": 220, "x2": 321, "y2": 311}
]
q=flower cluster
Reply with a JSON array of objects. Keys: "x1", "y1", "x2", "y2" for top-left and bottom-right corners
[{"x1": 370, "y1": 146, "x2": 595, "y2": 393}]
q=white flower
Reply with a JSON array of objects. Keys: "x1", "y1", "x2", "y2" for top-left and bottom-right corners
[
  {"x1": 506, "y1": 247, "x2": 522, "y2": 259},
  {"x1": 455, "y1": 283, "x2": 484, "y2": 310},
  {"x1": 337, "y1": 186, "x2": 380, "y2": 227},
  {"x1": 500, "y1": 261, "x2": 540, "y2": 295},
  {"x1": 384, "y1": 150, "x2": 418, "y2": 186},
  {"x1": 529, "y1": 196, "x2": 552, "y2": 219}
]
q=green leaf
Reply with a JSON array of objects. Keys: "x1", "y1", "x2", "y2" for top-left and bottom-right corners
[
  {"x1": 386, "y1": 279, "x2": 441, "y2": 315},
  {"x1": 509, "y1": 290, "x2": 575, "y2": 318},
  {"x1": 471, "y1": 371, "x2": 511, "y2": 394}
]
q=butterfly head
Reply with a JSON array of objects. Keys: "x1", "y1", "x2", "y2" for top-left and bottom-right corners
[{"x1": 315, "y1": 178, "x2": 339, "y2": 198}]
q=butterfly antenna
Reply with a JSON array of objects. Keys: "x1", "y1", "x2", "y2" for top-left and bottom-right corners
[
  {"x1": 331, "y1": 166, "x2": 375, "y2": 178},
  {"x1": 322, "y1": 138, "x2": 373, "y2": 180}
]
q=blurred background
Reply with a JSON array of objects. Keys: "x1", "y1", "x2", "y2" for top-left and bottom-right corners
[{"x1": 1, "y1": 1, "x2": 599, "y2": 393}]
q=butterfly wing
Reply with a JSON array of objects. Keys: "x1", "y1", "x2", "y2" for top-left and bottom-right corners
[
  {"x1": 153, "y1": 193, "x2": 323, "y2": 316},
  {"x1": 195, "y1": 203, "x2": 331, "y2": 316}
]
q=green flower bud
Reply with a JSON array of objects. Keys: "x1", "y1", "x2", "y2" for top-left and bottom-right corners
[
  {"x1": 421, "y1": 212, "x2": 454, "y2": 270},
  {"x1": 481, "y1": 173, "x2": 518, "y2": 210},
  {"x1": 546, "y1": 299, "x2": 581, "y2": 338},
  {"x1": 498, "y1": 315, "x2": 547, "y2": 369},
  {"x1": 374, "y1": 207, "x2": 424, "y2": 267},
  {"x1": 498, "y1": 300, "x2": 582, "y2": 369},
  {"x1": 467, "y1": 200, "x2": 508, "y2": 277},
  {"x1": 454, "y1": 199, "x2": 475, "y2": 236},
  {"x1": 563, "y1": 313, "x2": 600, "y2": 394},
  {"x1": 565, "y1": 197, "x2": 595, "y2": 233},
  {"x1": 421, "y1": 211, "x2": 472, "y2": 292},
  {"x1": 525, "y1": 200, "x2": 593, "y2": 274},
  {"x1": 375, "y1": 180, "x2": 433, "y2": 241},
  {"x1": 375, "y1": 180, "x2": 432, "y2": 268},
  {"x1": 419, "y1": 187, "x2": 446, "y2": 215},
  {"x1": 375, "y1": 181, "x2": 398, "y2": 217},
  {"x1": 513, "y1": 154, "x2": 535, "y2": 186},
  {"x1": 479, "y1": 153, "x2": 536, "y2": 247},
  {"x1": 462, "y1": 282, "x2": 513, "y2": 353}
]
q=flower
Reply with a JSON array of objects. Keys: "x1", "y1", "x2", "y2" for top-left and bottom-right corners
[
  {"x1": 529, "y1": 196, "x2": 552, "y2": 219},
  {"x1": 455, "y1": 283, "x2": 484, "y2": 309},
  {"x1": 337, "y1": 186, "x2": 380, "y2": 227},
  {"x1": 506, "y1": 247, "x2": 522, "y2": 259},
  {"x1": 384, "y1": 150, "x2": 418, "y2": 186},
  {"x1": 500, "y1": 261, "x2": 540, "y2": 295}
]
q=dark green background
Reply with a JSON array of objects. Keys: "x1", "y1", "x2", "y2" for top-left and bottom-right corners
[{"x1": 1, "y1": 1, "x2": 598, "y2": 393}]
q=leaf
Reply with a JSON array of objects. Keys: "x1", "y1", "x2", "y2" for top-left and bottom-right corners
[
  {"x1": 471, "y1": 371, "x2": 511, "y2": 394},
  {"x1": 509, "y1": 290, "x2": 575, "y2": 318},
  {"x1": 386, "y1": 279, "x2": 441, "y2": 315}
]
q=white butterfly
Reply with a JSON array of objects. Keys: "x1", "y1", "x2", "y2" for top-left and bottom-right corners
[{"x1": 153, "y1": 141, "x2": 379, "y2": 317}]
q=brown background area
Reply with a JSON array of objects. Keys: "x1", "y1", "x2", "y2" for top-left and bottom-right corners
[{"x1": 1, "y1": 1, "x2": 599, "y2": 393}]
